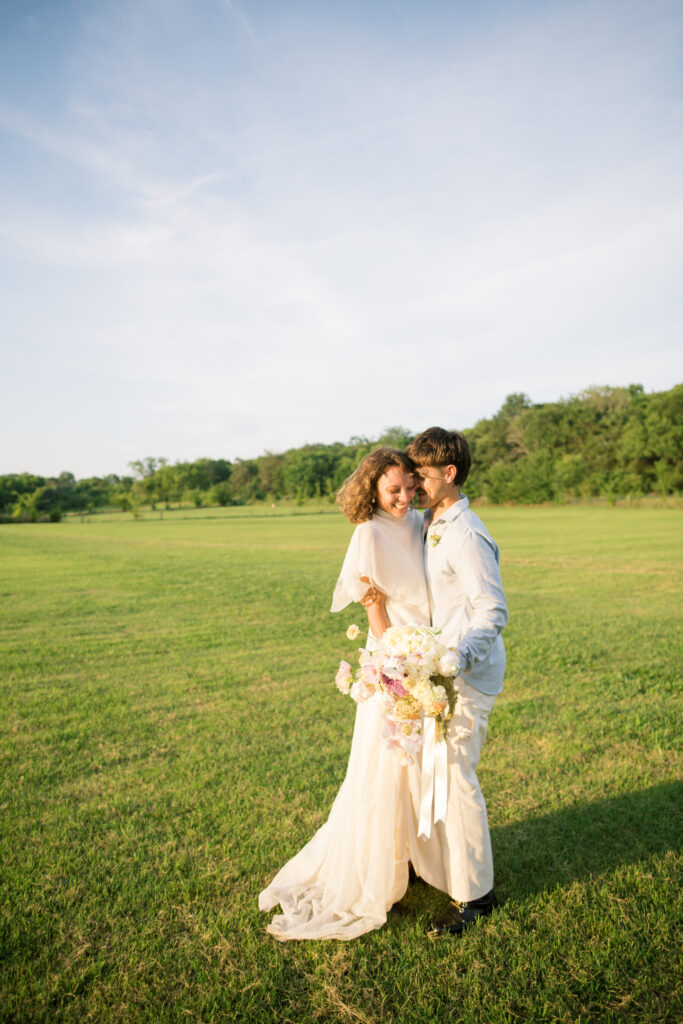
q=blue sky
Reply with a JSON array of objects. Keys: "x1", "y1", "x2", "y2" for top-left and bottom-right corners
[{"x1": 1, "y1": 0, "x2": 681, "y2": 478}]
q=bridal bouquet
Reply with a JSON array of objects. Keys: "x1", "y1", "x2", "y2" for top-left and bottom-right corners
[{"x1": 335, "y1": 624, "x2": 459, "y2": 761}]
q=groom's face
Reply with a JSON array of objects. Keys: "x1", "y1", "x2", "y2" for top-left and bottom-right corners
[{"x1": 414, "y1": 465, "x2": 455, "y2": 509}]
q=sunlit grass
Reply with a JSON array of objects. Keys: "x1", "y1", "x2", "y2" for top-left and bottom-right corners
[{"x1": 1, "y1": 507, "x2": 681, "y2": 1023}]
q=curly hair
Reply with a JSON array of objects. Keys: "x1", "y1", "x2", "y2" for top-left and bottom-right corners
[
  {"x1": 337, "y1": 447, "x2": 416, "y2": 524},
  {"x1": 406, "y1": 427, "x2": 471, "y2": 486}
]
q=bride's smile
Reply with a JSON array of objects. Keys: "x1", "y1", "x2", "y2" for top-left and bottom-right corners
[{"x1": 375, "y1": 466, "x2": 416, "y2": 518}]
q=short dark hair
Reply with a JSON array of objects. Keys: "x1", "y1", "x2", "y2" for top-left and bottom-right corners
[{"x1": 406, "y1": 427, "x2": 471, "y2": 486}]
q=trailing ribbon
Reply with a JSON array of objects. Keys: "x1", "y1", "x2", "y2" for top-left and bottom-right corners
[{"x1": 418, "y1": 717, "x2": 449, "y2": 839}]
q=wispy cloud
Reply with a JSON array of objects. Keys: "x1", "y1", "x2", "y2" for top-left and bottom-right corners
[
  {"x1": 0, "y1": 0, "x2": 680, "y2": 475},
  {"x1": 217, "y1": 0, "x2": 258, "y2": 44}
]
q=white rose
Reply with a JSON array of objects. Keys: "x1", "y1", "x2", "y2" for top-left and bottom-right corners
[{"x1": 438, "y1": 651, "x2": 459, "y2": 676}]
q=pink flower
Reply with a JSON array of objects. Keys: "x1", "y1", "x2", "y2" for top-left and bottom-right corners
[
  {"x1": 351, "y1": 678, "x2": 376, "y2": 703},
  {"x1": 381, "y1": 718, "x2": 423, "y2": 758},
  {"x1": 381, "y1": 672, "x2": 410, "y2": 699},
  {"x1": 361, "y1": 664, "x2": 379, "y2": 686}
]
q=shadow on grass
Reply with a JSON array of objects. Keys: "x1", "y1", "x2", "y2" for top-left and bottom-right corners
[{"x1": 491, "y1": 778, "x2": 682, "y2": 899}]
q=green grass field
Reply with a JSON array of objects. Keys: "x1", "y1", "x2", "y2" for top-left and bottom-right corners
[{"x1": 1, "y1": 506, "x2": 681, "y2": 1023}]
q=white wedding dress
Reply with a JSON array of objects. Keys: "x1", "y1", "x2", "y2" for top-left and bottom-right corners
[{"x1": 258, "y1": 508, "x2": 433, "y2": 941}]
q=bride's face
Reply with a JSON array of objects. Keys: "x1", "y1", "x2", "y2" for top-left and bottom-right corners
[{"x1": 375, "y1": 466, "x2": 416, "y2": 518}]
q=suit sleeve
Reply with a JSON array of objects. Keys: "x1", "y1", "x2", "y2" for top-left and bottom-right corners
[{"x1": 450, "y1": 528, "x2": 508, "y2": 673}]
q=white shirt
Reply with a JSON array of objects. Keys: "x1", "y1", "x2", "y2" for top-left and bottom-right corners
[{"x1": 425, "y1": 496, "x2": 507, "y2": 695}]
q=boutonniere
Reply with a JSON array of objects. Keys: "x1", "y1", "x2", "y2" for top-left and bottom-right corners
[{"x1": 428, "y1": 524, "x2": 446, "y2": 548}]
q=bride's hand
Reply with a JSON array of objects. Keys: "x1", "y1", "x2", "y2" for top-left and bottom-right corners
[{"x1": 360, "y1": 576, "x2": 385, "y2": 608}]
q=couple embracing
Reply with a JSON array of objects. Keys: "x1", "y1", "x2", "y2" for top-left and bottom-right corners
[{"x1": 259, "y1": 427, "x2": 508, "y2": 941}]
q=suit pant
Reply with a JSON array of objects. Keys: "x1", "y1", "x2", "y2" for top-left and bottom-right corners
[{"x1": 408, "y1": 677, "x2": 497, "y2": 902}]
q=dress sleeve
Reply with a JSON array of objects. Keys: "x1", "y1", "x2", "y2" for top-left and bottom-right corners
[{"x1": 330, "y1": 524, "x2": 377, "y2": 613}]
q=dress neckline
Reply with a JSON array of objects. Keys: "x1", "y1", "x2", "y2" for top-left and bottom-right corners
[{"x1": 374, "y1": 507, "x2": 413, "y2": 527}]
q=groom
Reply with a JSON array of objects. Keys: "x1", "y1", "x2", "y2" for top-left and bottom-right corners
[{"x1": 406, "y1": 426, "x2": 508, "y2": 937}]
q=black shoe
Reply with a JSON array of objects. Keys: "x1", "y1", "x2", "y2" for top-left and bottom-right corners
[{"x1": 428, "y1": 890, "x2": 496, "y2": 937}]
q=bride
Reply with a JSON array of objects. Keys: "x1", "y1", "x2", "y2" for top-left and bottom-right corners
[{"x1": 258, "y1": 447, "x2": 432, "y2": 941}]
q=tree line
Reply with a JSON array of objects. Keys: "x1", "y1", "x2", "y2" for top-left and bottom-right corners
[{"x1": 2, "y1": 383, "x2": 681, "y2": 522}]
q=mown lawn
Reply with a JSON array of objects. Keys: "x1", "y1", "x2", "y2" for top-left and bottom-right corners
[{"x1": 1, "y1": 505, "x2": 681, "y2": 1023}]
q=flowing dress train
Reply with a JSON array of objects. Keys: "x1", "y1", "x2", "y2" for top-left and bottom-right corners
[{"x1": 258, "y1": 507, "x2": 431, "y2": 940}]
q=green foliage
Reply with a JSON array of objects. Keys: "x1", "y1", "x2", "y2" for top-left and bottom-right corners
[
  {"x1": 282, "y1": 445, "x2": 338, "y2": 501},
  {"x1": 209, "y1": 481, "x2": 233, "y2": 506},
  {"x1": 377, "y1": 425, "x2": 415, "y2": 448},
  {"x1": 469, "y1": 383, "x2": 682, "y2": 503},
  {"x1": 258, "y1": 451, "x2": 286, "y2": 498},
  {"x1": 0, "y1": 508, "x2": 680, "y2": 1022},
  {"x1": 1, "y1": 384, "x2": 681, "y2": 521},
  {"x1": 486, "y1": 451, "x2": 556, "y2": 504},
  {"x1": 230, "y1": 458, "x2": 262, "y2": 503}
]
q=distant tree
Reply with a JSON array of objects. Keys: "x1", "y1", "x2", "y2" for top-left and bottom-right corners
[
  {"x1": 282, "y1": 446, "x2": 337, "y2": 502},
  {"x1": 210, "y1": 481, "x2": 232, "y2": 506},
  {"x1": 129, "y1": 457, "x2": 161, "y2": 480},
  {"x1": 643, "y1": 384, "x2": 683, "y2": 494},
  {"x1": 186, "y1": 489, "x2": 205, "y2": 507},
  {"x1": 553, "y1": 454, "x2": 586, "y2": 498},
  {"x1": 210, "y1": 459, "x2": 232, "y2": 484},
  {"x1": 331, "y1": 453, "x2": 359, "y2": 494},
  {"x1": 3, "y1": 384, "x2": 681, "y2": 523},
  {"x1": 468, "y1": 384, "x2": 682, "y2": 503},
  {"x1": 377, "y1": 426, "x2": 414, "y2": 449},
  {"x1": 231, "y1": 459, "x2": 262, "y2": 503},
  {"x1": 468, "y1": 393, "x2": 532, "y2": 468},
  {"x1": 154, "y1": 461, "x2": 176, "y2": 507},
  {"x1": 258, "y1": 452, "x2": 286, "y2": 499},
  {"x1": 11, "y1": 491, "x2": 39, "y2": 522},
  {"x1": 57, "y1": 471, "x2": 75, "y2": 490},
  {"x1": 187, "y1": 458, "x2": 214, "y2": 492},
  {"x1": 0, "y1": 474, "x2": 44, "y2": 515},
  {"x1": 129, "y1": 457, "x2": 167, "y2": 507},
  {"x1": 113, "y1": 490, "x2": 133, "y2": 514}
]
